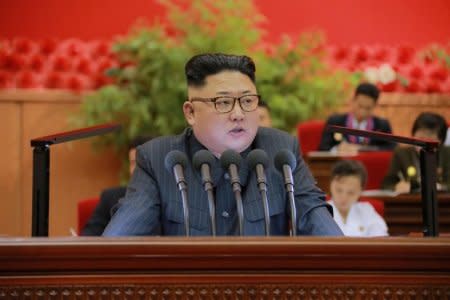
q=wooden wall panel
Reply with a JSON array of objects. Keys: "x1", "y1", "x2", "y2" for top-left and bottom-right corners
[
  {"x1": 335, "y1": 93, "x2": 450, "y2": 138},
  {"x1": 0, "y1": 90, "x2": 121, "y2": 237},
  {"x1": 0, "y1": 103, "x2": 21, "y2": 236},
  {"x1": 375, "y1": 93, "x2": 449, "y2": 137}
]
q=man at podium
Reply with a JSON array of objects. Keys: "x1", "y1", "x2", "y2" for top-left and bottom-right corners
[{"x1": 103, "y1": 53, "x2": 343, "y2": 237}]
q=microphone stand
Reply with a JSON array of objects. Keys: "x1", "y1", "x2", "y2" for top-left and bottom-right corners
[
  {"x1": 256, "y1": 164, "x2": 270, "y2": 236},
  {"x1": 30, "y1": 123, "x2": 121, "y2": 237},
  {"x1": 173, "y1": 164, "x2": 190, "y2": 237},
  {"x1": 283, "y1": 164, "x2": 297, "y2": 237},
  {"x1": 180, "y1": 187, "x2": 190, "y2": 237},
  {"x1": 201, "y1": 164, "x2": 216, "y2": 236},
  {"x1": 229, "y1": 164, "x2": 244, "y2": 236},
  {"x1": 206, "y1": 188, "x2": 216, "y2": 236},
  {"x1": 327, "y1": 125, "x2": 440, "y2": 237}
]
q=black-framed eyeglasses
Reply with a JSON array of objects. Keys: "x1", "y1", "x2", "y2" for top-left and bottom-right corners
[{"x1": 189, "y1": 94, "x2": 260, "y2": 113}]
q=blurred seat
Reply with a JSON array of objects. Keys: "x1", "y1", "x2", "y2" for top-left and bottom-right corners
[
  {"x1": 296, "y1": 120, "x2": 325, "y2": 155},
  {"x1": 351, "y1": 151, "x2": 394, "y2": 190},
  {"x1": 77, "y1": 196, "x2": 99, "y2": 234}
]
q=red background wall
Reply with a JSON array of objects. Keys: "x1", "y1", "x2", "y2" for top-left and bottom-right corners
[{"x1": 1, "y1": 0, "x2": 449, "y2": 46}]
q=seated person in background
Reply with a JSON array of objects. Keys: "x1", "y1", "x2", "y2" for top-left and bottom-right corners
[
  {"x1": 257, "y1": 99, "x2": 272, "y2": 127},
  {"x1": 382, "y1": 112, "x2": 450, "y2": 193},
  {"x1": 102, "y1": 53, "x2": 343, "y2": 236},
  {"x1": 81, "y1": 136, "x2": 152, "y2": 236},
  {"x1": 318, "y1": 82, "x2": 395, "y2": 153},
  {"x1": 328, "y1": 160, "x2": 389, "y2": 237}
]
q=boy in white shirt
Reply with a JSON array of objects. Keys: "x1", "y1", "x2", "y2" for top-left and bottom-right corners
[{"x1": 329, "y1": 160, "x2": 388, "y2": 237}]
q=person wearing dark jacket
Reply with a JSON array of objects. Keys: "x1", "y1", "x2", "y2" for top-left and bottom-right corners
[
  {"x1": 318, "y1": 83, "x2": 395, "y2": 153},
  {"x1": 382, "y1": 112, "x2": 450, "y2": 193},
  {"x1": 81, "y1": 136, "x2": 152, "y2": 236},
  {"x1": 102, "y1": 53, "x2": 343, "y2": 237}
]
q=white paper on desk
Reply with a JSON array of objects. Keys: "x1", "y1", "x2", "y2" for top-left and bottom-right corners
[
  {"x1": 361, "y1": 189, "x2": 400, "y2": 197},
  {"x1": 307, "y1": 151, "x2": 357, "y2": 158}
]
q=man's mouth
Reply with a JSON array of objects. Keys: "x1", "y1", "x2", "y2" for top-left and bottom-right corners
[{"x1": 230, "y1": 127, "x2": 245, "y2": 134}]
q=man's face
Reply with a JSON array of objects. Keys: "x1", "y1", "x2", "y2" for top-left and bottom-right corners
[
  {"x1": 330, "y1": 175, "x2": 362, "y2": 212},
  {"x1": 413, "y1": 128, "x2": 440, "y2": 152},
  {"x1": 413, "y1": 128, "x2": 439, "y2": 141},
  {"x1": 351, "y1": 94, "x2": 376, "y2": 122},
  {"x1": 183, "y1": 70, "x2": 259, "y2": 157}
]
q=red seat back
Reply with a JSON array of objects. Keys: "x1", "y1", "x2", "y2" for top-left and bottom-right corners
[
  {"x1": 351, "y1": 151, "x2": 393, "y2": 190},
  {"x1": 77, "y1": 197, "x2": 100, "y2": 234},
  {"x1": 296, "y1": 120, "x2": 325, "y2": 155},
  {"x1": 359, "y1": 197, "x2": 385, "y2": 217}
]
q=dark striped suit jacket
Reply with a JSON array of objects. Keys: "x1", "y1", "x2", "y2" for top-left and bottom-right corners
[{"x1": 103, "y1": 127, "x2": 343, "y2": 236}]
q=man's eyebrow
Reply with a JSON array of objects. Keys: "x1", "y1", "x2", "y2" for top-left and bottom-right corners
[{"x1": 216, "y1": 90, "x2": 253, "y2": 95}]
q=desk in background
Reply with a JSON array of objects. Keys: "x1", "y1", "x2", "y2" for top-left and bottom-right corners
[
  {"x1": 362, "y1": 191, "x2": 450, "y2": 236},
  {"x1": 305, "y1": 152, "x2": 450, "y2": 236},
  {"x1": 306, "y1": 151, "x2": 393, "y2": 194}
]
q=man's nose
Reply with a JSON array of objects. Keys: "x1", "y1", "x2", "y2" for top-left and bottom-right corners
[{"x1": 229, "y1": 101, "x2": 245, "y2": 120}]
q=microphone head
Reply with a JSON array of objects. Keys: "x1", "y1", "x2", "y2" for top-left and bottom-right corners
[
  {"x1": 220, "y1": 149, "x2": 241, "y2": 169},
  {"x1": 164, "y1": 150, "x2": 188, "y2": 173},
  {"x1": 192, "y1": 149, "x2": 216, "y2": 171},
  {"x1": 247, "y1": 149, "x2": 270, "y2": 170},
  {"x1": 274, "y1": 149, "x2": 297, "y2": 172}
]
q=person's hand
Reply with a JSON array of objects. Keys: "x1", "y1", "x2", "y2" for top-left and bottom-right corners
[
  {"x1": 395, "y1": 180, "x2": 411, "y2": 194},
  {"x1": 336, "y1": 141, "x2": 360, "y2": 155}
]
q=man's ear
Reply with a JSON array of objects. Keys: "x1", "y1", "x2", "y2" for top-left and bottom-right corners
[{"x1": 183, "y1": 101, "x2": 195, "y2": 126}]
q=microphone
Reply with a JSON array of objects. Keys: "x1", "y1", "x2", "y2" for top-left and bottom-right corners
[
  {"x1": 193, "y1": 149, "x2": 217, "y2": 236},
  {"x1": 220, "y1": 149, "x2": 244, "y2": 235},
  {"x1": 274, "y1": 149, "x2": 297, "y2": 236},
  {"x1": 247, "y1": 149, "x2": 271, "y2": 236},
  {"x1": 164, "y1": 150, "x2": 190, "y2": 236}
]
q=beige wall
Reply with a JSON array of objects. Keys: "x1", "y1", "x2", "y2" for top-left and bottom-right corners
[
  {"x1": 0, "y1": 90, "x2": 121, "y2": 237},
  {"x1": 0, "y1": 102, "x2": 21, "y2": 236},
  {"x1": 336, "y1": 92, "x2": 450, "y2": 137},
  {"x1": 375, "y1": 93, "x2": 450, "y2": 137}
]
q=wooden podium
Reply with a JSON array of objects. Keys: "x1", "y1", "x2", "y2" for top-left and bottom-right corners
[{"x1": 1, "y1": 237, "x2": 449, "y2": 299}]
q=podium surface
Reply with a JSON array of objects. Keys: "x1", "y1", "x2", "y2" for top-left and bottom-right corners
[{"x1": 1, "y1": 237, "x2": 450, "y2": 299}]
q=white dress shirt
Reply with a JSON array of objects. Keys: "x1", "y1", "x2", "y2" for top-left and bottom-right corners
[{"x1": 329, "y1": 200, "x2": 389, "y2": 237}]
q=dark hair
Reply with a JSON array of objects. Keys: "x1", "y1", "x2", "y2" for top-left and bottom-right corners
[
  {"x1": 128, "y1": 135, "x2": 154, "y2": 151},
  {"x1": 412, "y1": 112, "x2": 448, "y2": 144},
  {"x1": 258, "y1": 99, "x2": 270, "y2": 111},
  {"x1": 185, "y1": 53, "x2": 256, "y2": 87},
  {"x1": 331, "y1": 160, "x2": 367, "y2": 188},
  {"x1": 354, "y1": 82, "x2": 380, "y2": 102}
]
